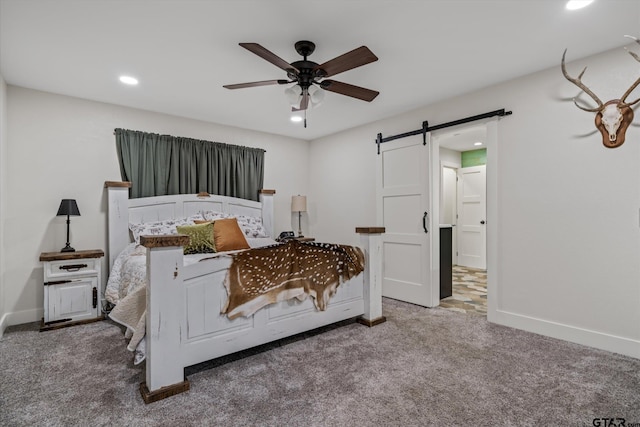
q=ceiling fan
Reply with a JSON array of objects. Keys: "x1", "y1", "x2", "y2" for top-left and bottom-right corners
[{"x1": 223, "y1": 41, "x2": 379, "y2": 114}]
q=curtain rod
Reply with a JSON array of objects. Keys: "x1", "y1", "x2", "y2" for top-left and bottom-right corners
[{"x1": 375, "y1": 108, "x2": 512, "y2": 154}]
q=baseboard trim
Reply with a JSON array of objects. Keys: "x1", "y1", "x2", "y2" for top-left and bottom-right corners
[
  {"x1": 491, "y1": 309, "x2": 640, "y2": 359},
  {"x1": 0, "y1": 307, "x2": 43, "y2": 337},
  {"x1": 0, "y1": 312, "x2": 8, "y2": 339}
]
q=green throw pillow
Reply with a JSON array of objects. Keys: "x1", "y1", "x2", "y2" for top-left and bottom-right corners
[{"x1": 176, "y1": 222, "x2": 215, "y2": 255}]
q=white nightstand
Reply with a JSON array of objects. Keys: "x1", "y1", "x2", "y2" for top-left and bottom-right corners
[{"x1": 39, "y1": 249, "x2": 104, "y2": 331}]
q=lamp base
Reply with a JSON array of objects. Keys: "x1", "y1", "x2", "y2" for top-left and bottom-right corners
[
  {"x1": 60, "y1": 245, "x2": 75, "y2": 253},
  {"x1": 297, "y1": 212, "x2": 304, "y2": 238}
]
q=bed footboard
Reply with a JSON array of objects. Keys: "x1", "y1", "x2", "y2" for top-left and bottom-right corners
[{"x1": 139, "y1": 228, "x2": 384, "y2": 403}]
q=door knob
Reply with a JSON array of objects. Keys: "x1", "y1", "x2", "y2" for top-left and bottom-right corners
[{"x1": 480, "y1": 220, "x2": 485, "y2": 225}]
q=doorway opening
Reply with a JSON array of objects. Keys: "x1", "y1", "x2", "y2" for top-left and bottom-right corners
[{"x1": 433, "y1": 123, "x2": 489, "y2": 316}]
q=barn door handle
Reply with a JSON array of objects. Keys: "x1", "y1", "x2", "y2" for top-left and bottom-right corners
[{"x1": 423, "y1": 211, "x2": 429, "y2": 234}]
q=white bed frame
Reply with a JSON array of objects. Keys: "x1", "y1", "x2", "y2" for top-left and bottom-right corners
[{"x1": 105, "y1": 181, "x2": 385, "y2": 403}]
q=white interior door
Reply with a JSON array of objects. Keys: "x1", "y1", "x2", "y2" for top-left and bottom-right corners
[
  {"x1": 376, "y1": 134, "x2": 437, "y2": 307},
  {"x1": 457, "y1": 165, "x2": 486, "y2": 269}
]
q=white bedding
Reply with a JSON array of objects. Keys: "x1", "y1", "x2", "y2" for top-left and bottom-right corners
[
  {"x1": 106, "y1": 237, "x2": 278, "y2": 364},
  {"x1": 105, "y1": 238, "x2": 277, "y2": 305}
]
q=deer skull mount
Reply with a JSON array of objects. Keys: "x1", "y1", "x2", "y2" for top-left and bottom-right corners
[{"x1": 561, "y1": 36, "x2": 640, "y2": 148}]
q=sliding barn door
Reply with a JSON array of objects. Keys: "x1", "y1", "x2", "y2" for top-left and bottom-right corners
[{"x1": 376, "y1": 134, "x2": 437, "y2": 307}]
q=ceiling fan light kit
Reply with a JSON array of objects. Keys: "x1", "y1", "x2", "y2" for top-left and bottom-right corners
[
  {"x1": 223, "y1": 40, "x2": 379, "y2": 127},
  {"x1": 284, "y1": 85, "x2": 302, "y2": 105},
  {"x1": 308, "y1": 85, "x2": 325, "y2": 106}
]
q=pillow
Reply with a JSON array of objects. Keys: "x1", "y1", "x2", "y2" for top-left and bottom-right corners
[
  {"x1": 176, "y1": 222, "x2": 215, "y2": 255},
  {"x1": 213, "y1": 218, "x2": 250, "y2": 252},
  {"x1": 201, "y1": 210, "x2": 230, "y2": 222},
  {"x1": 186, "y1": 213, "x2": 206, "y2": 223},
  {"x1": 200, "y1": 210, "x2": 268, "y2": 238},
  {"x1": 129, "y1": 218, "x2": 190, "y2": 244},
  {"x1": 235, "y1": 215, "x2": 268, "y2": 238}
]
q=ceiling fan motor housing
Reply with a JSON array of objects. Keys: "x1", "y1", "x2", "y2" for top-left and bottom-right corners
[
  {"x1": 294, "y1": 40, "x2": 316, "y2": 58},
  {"x1": 289, "y1": 60, "x2": 321, "y2": 89}
]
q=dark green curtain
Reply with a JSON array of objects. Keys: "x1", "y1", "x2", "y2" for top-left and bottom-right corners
[{"x1": 114, "y1": 128, "x2": 265, "y2": 201}]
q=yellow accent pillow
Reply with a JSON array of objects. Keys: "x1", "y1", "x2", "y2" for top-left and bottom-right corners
[
  {"x1": 213, "y1": 218, "x2": 250, "y2": 252},
  {"x1": 176, "y1": 222, "x2": 215, "y2": 254}
]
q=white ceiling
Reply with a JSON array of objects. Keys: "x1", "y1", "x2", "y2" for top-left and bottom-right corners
[
  {"x1": 437, "y1": 125, "x2": 487, "y2": 152},
  {"x1": 1, "y1": 0, "x2": 639, "y2": 144}
]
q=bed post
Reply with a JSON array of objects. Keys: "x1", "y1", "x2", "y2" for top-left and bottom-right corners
[
  {"x1": 104, "y1": 181, "x2": 132, "y2": 271},
  {"x1": 259, "y1": 189, "x2": 276, "y2": 239},
  {"x1": 139, "y1": 234, "x2": 191, "y2": 404},
  {"x1": 355, "y1": 227, "x2": 386, "y2": 327}
]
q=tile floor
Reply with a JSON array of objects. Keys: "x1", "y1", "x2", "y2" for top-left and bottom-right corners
[{"x1": 439, "y1": 265, "x2": 487, "y2": 315}]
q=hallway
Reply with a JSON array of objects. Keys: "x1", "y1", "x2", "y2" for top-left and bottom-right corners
[{"x1": 439, "y1": 265, "x2": 487, "y2": 315}]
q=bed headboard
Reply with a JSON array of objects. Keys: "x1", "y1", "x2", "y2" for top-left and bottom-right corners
[{"x1": 105, "y1": 182, "x2": 275, "y2": 269}]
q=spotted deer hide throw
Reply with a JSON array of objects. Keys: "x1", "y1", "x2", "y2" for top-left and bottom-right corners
[{"x1": 222, "y1": 240, "x2": 365, "y2": 319}]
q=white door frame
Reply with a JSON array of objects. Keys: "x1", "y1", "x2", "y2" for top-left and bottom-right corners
[
  {"x1": 430, "y1": 119, "x2": 499, "y2": 321},
  {"x1": 440, "y1": 162, "x2": 459, "y2": 265},
  {"x1": 485, "y1": 120, "x2": 498, "y2": 323}
]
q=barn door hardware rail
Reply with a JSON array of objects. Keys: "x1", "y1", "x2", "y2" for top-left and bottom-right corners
[{"x1": 375, "y1": 108, "x2": 512, "y2": 154}]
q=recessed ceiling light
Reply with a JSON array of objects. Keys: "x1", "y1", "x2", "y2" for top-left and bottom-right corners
[
  {"x1": 290, "y1": 115, "x2": 303, "y2": 123},
  {"x1": 474, "y1": 142, "x2": 483, "y2": 146},
  {"x1": 119, "y1": 75, "x2": 139, "y2": 85},
  {"x1": 566, "y1": 0, "x2": 594, "y2": 11}
]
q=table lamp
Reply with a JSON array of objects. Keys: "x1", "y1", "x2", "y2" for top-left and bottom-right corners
[
  {"x1": 291, "y1": 195, "x2": 307, "y2": 238},
  {"x1": 57, "y1": 199, "x2": 80, "y2": 252}
]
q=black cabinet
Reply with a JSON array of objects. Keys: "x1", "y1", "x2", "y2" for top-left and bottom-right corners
[{"x1": 440, "y1": 227, "x2": 453, "y2": 299}]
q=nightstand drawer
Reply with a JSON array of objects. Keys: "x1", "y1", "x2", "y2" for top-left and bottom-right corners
[{"x1": 45, "y1": 258, "x2": 100, "y2": 280}]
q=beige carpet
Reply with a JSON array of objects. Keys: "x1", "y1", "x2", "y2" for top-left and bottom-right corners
[{"x1": 1, "y1": 298, "x2": 639, "y2": 426}]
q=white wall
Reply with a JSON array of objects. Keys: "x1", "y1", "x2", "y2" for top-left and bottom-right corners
[
  {"x1": 0, "y1": 75, "x2": 7, "y2": 337},
  {"x1": 439, "y1": 147, "x2": 461, "y2": 224},
  {"x1": 3, "y1": 87, "x2": 309, "y2": 327},
  {"x1": 439, "y1": 147, "x2": 461, "y2": 166},
  {"x1": 309, "y1": 46, "x2": 640, "y2": 358},
  {"x1": 441, "y1": 166, "x2": 457, "y2": 225}
]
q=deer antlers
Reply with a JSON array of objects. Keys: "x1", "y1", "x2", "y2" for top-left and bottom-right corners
[
  {"x1": 561, "y1": 36, "x2": 640, "y2": 148},
  {"x1": 562, "y1": 35, "x2": 640, "y2": 111},
  {"x1": 561, "y1": 50, "x2": 604, "y2": 112},
  {"x1": 621, "y1": 35, "x2": 640, "y2": 106}
]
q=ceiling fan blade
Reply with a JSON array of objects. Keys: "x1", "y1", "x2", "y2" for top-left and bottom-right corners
[
  {"x1": 292, "y1": 90, "x2": 310, "y2": 111},
  {"x1": 223, "y1": 79, "x2": 290, "y2": 89},
  {"x1": 239, "y1": 43, "x2": 299, "y2": 73},
  {"x1": 320, "y1": 80, "x2": 379, "y2": 102},
  {"x1": 313, "y1": 46, "x2": 378, "y2": 78}
]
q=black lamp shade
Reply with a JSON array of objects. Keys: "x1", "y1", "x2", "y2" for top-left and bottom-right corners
[{"x1": 57, "y1": 199, "x2": 80, "y2": 217}]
